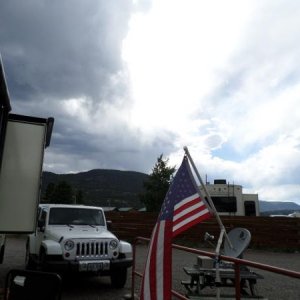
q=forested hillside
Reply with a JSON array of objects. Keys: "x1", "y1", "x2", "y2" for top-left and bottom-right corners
[{"x1": 41, "y1": 169, "x2": 148, "y2": 208}]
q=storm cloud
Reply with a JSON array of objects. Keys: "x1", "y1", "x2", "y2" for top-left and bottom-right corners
[{"x1": 1, "y1": 0, "x2": 300, "y2": 204}]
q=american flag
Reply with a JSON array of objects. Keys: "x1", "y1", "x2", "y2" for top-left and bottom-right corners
[{"x1": 140, "y1": 156, "x2": 212, "y2": 300}]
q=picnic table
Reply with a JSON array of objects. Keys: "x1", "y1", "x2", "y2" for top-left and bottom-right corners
[{"x1": 182, "y1": 264, "x2": 264, "y2": 299}]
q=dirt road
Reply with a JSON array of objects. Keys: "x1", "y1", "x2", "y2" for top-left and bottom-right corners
[{"x1": 0, "y1": 236, "x2": 299, "y2": 299}]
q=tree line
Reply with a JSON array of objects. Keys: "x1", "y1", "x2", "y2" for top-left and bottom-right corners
[
  {"x1": 42, "y1": 154, "x2": 176, "y2": 211},
  {"x1": 42, "y1": 181, "x2": 84, "y2": 204}
]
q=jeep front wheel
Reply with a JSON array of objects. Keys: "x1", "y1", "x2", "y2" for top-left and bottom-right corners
[
  {"x1": 110, "y1": 268, "x2": 127, "y2": 289},
  {"x1": 0, "y1": 245, "x2": 4, "y2": 264},
  {"x1": 39, "y1": 248, "x2": 48, "y2": 270}
]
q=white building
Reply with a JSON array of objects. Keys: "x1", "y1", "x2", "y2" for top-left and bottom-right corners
[
  {"x1": 199, "y1": 179, "x2": 260, "y2": 216},
  {"x1": 288, "y1": 212, "x2": 300, "y2": 218}
]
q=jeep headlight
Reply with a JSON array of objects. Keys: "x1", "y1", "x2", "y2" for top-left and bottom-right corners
[
  {"x1": 64, "y1": 240, "x2": 75, "y2": 251},
  {"x1": 109, "y1": 240, "x2": 118, "y2": 250}
]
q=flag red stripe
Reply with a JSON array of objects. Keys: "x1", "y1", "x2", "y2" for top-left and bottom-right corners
[
  {"x1": 163, "y1": 221, "x2": 172, "y2": 300},
  {"x1": 141, "y1": 221, "x2": 173, "y2": 300},
  {"x1": 173, "y1": 203, "x2": 208, "y2": 228},
  {"x1": 140, "y1": 223, "x2": 159, "y2": 300},
  {"x1": 173, "y1": 212, "x2": 212, "y2": 236},
  {"x1": 174, "y1": 196, "x2": 201, "y2": 215}
]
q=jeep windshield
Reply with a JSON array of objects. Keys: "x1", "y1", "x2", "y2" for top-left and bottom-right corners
[{"x1": 48, "y1": 208, "x2": 105, "y2": 226}]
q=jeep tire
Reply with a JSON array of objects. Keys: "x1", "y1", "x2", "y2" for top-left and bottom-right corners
[
  {"x1": 39, "y1": 248, "x2": 48, "y2": 270},
  {"x1": 110, "y1": 268, "x2": 127, "y2": 289},
  {"x1": 0, "y1": 245, "x2": 4, "y2": 264}
]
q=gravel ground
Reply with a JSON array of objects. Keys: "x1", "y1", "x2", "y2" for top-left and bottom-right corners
[
  {"x1": 133, "y1": 244, "x2": 300, "y2": 300},
  {"x1": 0, "y1": 235, "x2": 299, "y2": 299}
]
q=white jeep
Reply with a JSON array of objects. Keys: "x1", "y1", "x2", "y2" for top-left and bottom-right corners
[{"x1": 25, "y1": 204, "x2": 132, "y2": 288}]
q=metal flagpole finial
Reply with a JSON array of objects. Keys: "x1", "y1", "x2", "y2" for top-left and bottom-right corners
[
  {"x1": 183, "y1": 146, "x2": 190, "y2": 161},
  {"x1": 183, "y1": 146, "x2": 190, "y2": 158}
]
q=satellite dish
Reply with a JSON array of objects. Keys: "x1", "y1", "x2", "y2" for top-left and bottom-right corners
[{"x1": 223, "y1": 228, "x2": 251, "y2": 258}]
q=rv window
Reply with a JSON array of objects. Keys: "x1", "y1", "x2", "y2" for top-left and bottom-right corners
[
  {"x1": 211, "y1": 196, "x2": 237, "y2": 212},
  {"x1": 244, "y1": 201, "x2": 256, "y2": 216}
]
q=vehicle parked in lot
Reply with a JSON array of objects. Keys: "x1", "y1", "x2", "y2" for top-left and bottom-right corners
[
  {"x1": 25, "y1": 204, "x2": 133, "y2": 288},
  {"x1": 0, "y1": 234, "x2": 5, "y2": 264}
]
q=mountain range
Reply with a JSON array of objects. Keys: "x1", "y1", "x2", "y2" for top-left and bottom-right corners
[
  {"x1": 259, "y1": 200, "x2": 300, "y2": 214},
  {"x1": 42, "y1": 169, "x2": 300, "y2": 213}
]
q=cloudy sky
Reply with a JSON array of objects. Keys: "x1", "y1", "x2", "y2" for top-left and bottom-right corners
[{"x1": 1, "y1": 0, "x2": 300, "y2": 204}]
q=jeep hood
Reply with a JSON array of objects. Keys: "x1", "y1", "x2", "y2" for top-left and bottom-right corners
[{"x1": 46, "y1": 226, "x2": 117, "y2": 241}]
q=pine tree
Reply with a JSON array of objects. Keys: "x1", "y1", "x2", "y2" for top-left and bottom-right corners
[
  {"x1": 140, "y1": 154, "x2": 176, "y2": 212},
  {"x1": 50, "y1": 181, "x2": 73, "y2": 204},
  {"x1": 75, "y1": 190, "x2": 84, "y2": 204},
  {"x1": 44, "y1": 182, "x2": 55, "y2": 203}
]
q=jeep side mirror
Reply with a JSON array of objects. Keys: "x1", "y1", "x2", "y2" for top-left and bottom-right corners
[{"x1": 37, "y1": 220, "x2": 45, "y2": 232}]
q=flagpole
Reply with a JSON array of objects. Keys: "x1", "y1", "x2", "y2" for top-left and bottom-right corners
[
  {"x1": 184, "y1": 146, "x2": 232, "y2": 300},
  {"x1": 183, "y1": 146, "x2": 233, "y2": 248}
]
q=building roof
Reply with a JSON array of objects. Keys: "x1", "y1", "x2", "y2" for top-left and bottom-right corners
[
  {"x1": 102, "y1": 207, "x2": 118, "y2": 212},
  {"x1": 118, "y1": 207, "x2": 136, "y2": 212}
]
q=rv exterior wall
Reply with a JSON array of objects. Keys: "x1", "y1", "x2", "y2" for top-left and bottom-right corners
[
  {"x1": 0, "y1": 119, "x2": 47, "y2": 232},
  {"x1": 199, "y1": 181, "x2": 259, "y2": 216}
]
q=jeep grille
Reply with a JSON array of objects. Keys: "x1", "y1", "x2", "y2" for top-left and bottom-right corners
[{"x1": 76, "y1": 241, "x2": 108, "y2": 258}]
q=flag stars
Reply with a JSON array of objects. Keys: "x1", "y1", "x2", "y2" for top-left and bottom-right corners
[{"x1": 161, "y1": 158, "x2": 201, "y2": 218}]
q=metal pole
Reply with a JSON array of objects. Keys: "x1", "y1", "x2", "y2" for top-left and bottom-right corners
[
  {"x1": 235, "y1": 263, "x2": 241, "y2": 300},
  {"x1": 183, "y1": 146, "x2": 233, "y2": 248},
  {"x1": 215, "y1": 228, "x2": 225, "y2": 300},
  {"x1": 131, "y1": 240, "x2": 137, "y2": 299}
]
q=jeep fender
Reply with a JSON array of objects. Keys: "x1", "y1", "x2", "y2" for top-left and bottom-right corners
[
  {"x1": 41, "y1": 240, "x2": 62, "y2": 255},
  {"x1": 119, "y1": 240, "x2": 132, "y2": 254}
]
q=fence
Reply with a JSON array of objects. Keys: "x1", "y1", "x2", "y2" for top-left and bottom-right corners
[
  {"x1": 106, "y1": 212, "x2": 300, "y2": 250},
  {"x1": 131, "y1": 236, "x2": 300, "y2": 300}
]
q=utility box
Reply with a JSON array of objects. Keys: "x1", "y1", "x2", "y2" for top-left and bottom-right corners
[{"x1": 197, "y1": 256, "x2": 214, "y2": 269}]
